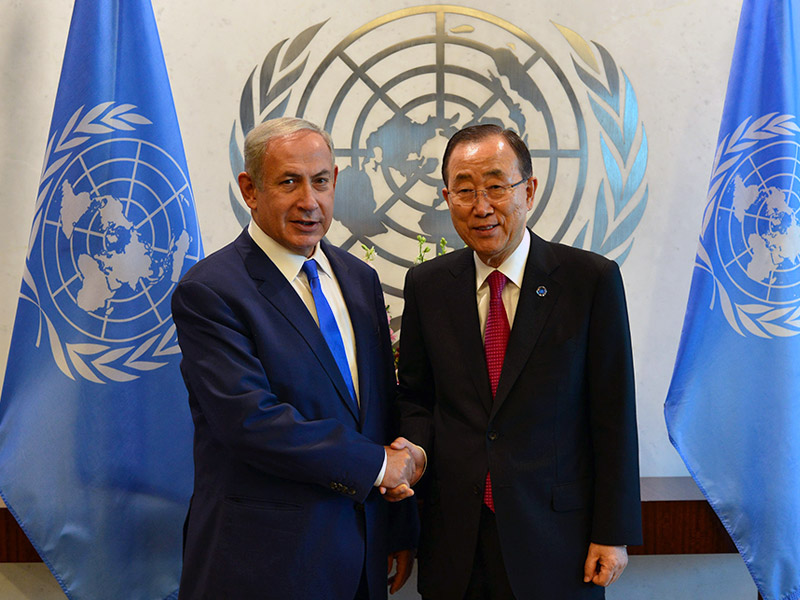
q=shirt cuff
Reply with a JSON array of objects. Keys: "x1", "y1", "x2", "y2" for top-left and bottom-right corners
[{"x1": 374, "y1": 449, "x2": 388, "y2": 487}]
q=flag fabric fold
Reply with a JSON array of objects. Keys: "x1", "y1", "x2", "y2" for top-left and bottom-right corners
[
  {"x1": 0, "y1": 1, "x2": 201, "y2": 598},
  {"x1": 665, "y1": 2, "x2": 800, "y2": 599}
]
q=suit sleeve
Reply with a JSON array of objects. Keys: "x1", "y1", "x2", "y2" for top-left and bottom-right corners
[
  {"x1": 396, "y1": 266, "x2": 436, "y2": 455},
  {"x1": 586, "y1": 260, "x2": 643, "y2": 545},
  {"x1": 364, "y1": 268, "x2": 421, "y2": 551},
  {"x1": 172, "y1": 277, "x2": 385, "y2": 503}
]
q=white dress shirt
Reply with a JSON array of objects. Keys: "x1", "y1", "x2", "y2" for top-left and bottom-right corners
[{"x1": 474, "y1": 229, "x2": 531, "y2": 339}]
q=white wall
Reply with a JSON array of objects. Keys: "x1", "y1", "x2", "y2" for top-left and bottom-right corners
[{"x1": 0, "y1": 0, "x2": 755, "y2": 597}]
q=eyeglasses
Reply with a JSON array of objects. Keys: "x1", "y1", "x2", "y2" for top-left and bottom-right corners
[{"x1": 447, "y1": 178, "x2": 527, "y2": 207}]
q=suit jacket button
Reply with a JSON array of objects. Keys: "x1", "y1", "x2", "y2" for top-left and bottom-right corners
[
  {"x1": 473, "y1": 484, "x2": 481, "y2": 495},
  {"x1": 487, "y1": 430, "x2": 498, "y2": 441},
  {"x1": 354, "y1": 503, "x2": 365, "y2": 513}
]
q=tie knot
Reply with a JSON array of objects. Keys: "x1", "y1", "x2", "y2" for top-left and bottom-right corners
[
  {"x1": 302, "y1": 259, "x2": 319, "y2": 282},
  {"x1": 487, "y1": 270, "x2": 507, "y2": 297}
]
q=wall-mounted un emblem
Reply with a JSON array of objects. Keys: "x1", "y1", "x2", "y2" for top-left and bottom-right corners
[
  {"x1": 230, "y1": 5, "x2": 648, "y2": 303},
  {"x1": 24, "y1": 103, "x2": 201, "y2": 382},
  {"x1": 698, "y1": 113, "x2": 800, "y2": 337}
]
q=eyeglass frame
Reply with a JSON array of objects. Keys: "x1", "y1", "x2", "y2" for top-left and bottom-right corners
[{"x1": 446, "y1": 178, "x2": 529, "y2": 207}]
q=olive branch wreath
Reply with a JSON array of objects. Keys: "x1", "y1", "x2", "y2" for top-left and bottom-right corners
[
  {"x1": 22, "y1": 102, "x2": 182, "y2": 383},
  {"x1": 694, "y1": 113, "x2": 800, "y2": 338},
  {"x1": 228, "y1": 21, "x2": 327, "y2": 227},
  {"x1": 555, "y1": 23, "x2": 648, "y2": 266}
]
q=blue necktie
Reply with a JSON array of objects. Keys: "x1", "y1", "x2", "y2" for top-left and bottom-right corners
[{"x1": 302, "y1": 259, "x2": 357, "y2": 407}]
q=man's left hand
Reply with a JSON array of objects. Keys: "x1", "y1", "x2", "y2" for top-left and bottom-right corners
[
  {"x1": 583, "y1": 543, "x2": 628, "y2": 587},
  {"x1": 387, "y1": 549, "x2": 415, "y2": 594}
]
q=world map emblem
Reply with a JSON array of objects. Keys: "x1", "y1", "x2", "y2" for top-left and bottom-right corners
[
  {"x1": 229, "y1": 5, "x2": 648, "y2": 305},
  {"x1": 698, "y1": 113, "x2": 800, "y2": 337},
  {"x1": 23, "y1": 103, "x2": 201, "y2": 383}
]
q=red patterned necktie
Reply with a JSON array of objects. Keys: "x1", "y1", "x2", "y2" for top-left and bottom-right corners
[{"x1": 484, "y1": 270, "x2": 510, "y2": 512}]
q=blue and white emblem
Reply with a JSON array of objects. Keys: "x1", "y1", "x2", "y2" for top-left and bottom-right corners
[
  {"x1": 23, "y1": 102, "x2": 201, "y2": 382},
  {"x1": 699, "y1": 113, "x2": 800, "y2": 337}
]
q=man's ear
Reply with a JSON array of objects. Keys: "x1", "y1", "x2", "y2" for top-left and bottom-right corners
[
  {"x1": 525, "y1": 176, "x2": 538, "y2": 211},
  {"x1": 238, "y1": 172, "x2": 257, "y2": 210}
]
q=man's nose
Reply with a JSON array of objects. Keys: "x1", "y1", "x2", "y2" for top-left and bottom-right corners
[
  {"x1": 295, "y1": 181, "x2": 319, "y2": 210},
  {"x1": 473, "y1": 193, "x2": 494, "y2": 215}
]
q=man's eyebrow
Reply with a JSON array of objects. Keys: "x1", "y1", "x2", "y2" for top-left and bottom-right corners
[
  {"x1": 312, "y1": 168, "x2": 333, "y2": 179},
  {"x1": 276, "y1": 168, "x2": 333, "y2": 179}
]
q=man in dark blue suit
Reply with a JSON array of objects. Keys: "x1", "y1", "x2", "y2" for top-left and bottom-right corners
[
  {"x1": 398, "y1": 124, "x2": 641, "y2": 599},
  {"x1": 172, "y1": 117, "x2": 421, "y2": 599}
]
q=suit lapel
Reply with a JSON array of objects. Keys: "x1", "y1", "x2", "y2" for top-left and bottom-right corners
[
  {"x1": 236, "y1": 232, "x2": 359, "y2": 422},
  {"x1": 492, "y1": 230, "x2": 561, "y2": 418},
  {"x1": 444, "y1": 250, "x2": 494, "y2": 415},
  {"x1": 323, "y1": 241, "x2": 372, "y2": 425}
]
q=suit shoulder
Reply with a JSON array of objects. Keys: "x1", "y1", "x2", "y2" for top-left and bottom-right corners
[
  {"x1": 407, "y1": 247, "x2": 471, "y2": 282},
  {"x1": 324, "y1": 242, "x2": 371, "y2": 269},
  {"x1": 178, "y1": 238, "x2": 243, "y2": 287},
  {"x1": 323, "y1": 242, "x2": 380, "y2": 281},
  {"x1": 547, "y1": 240, "x2": 620, "y2": 278}
]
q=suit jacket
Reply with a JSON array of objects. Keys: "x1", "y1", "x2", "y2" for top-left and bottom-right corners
[
  {"x1": 397, "y1": 230, "x2": 642, "y2": 600},
  {"x1": 172, "y1": 230, "x2": 412, "y2": 600}
]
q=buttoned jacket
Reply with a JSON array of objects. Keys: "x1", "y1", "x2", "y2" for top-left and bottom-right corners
[
  {"x1": 173, "y1": 230, "x2": 411, "y2": 599},
  {"x1": 398, "y1": 229, "x2": 642, "y2": 599}
]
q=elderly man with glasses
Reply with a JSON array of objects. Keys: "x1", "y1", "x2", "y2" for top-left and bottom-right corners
[{"x1": 396, "y1": 123, "x2": 642, "y2": 599}]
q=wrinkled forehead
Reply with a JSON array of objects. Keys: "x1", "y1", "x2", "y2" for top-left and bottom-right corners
[{"x1": 447, "y1": 137, "x2": 520, "y2": 182}]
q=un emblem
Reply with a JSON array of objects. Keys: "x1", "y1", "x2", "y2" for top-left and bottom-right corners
[
  {"x1": 23, "y1": 103, "x2": 201, "y2": 382},
  {"x1": 229, "y1": 5, "x2": 648, "y2": 302},
  {"x1": 699, "y1": 113, "x2": 800, "y2": 337}
]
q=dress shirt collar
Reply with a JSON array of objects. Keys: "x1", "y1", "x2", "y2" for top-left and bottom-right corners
[
  {"x1": 474, "y1": 228, "x2": 531, "y2": 291},
  {"x1": 247, "y1": 219, "x2": 333, "y2": 282}
]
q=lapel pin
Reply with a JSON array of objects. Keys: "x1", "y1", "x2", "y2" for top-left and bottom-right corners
[{"x1": 536, "y1": 285, "x2": 547, "y2": 297}]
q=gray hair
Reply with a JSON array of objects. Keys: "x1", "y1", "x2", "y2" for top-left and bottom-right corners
[{"x1": 243, "y1": 117, "x2": 335, "y2": 189}]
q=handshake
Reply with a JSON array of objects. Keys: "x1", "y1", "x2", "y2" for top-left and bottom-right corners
[{"x1": 379, "y1": 437, "x2": 425, "y2": 502}]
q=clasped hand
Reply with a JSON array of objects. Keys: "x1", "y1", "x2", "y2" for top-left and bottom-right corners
[{"x1": 379, "y1": 437, "x2": 425, "y2": 502}]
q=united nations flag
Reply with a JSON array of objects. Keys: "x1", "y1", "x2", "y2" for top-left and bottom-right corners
[
  {"x1": 665, "y1": 1, "x2": 800, "y2": 599},
  {"x1": 0, "y1": 1, "x2": 201, "y2": 599}
]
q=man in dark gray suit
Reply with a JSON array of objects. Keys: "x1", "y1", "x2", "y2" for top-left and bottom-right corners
[{"x1": 398, "y1": 123, "x2": 642, "y2": 599}]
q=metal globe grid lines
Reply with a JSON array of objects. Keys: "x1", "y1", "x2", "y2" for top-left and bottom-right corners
[
  {"x1": 228, "y1": 6, "x2": 649, "y2": 308},
  {"x1": 295, "y1": 6, "x2": 588, "y2": 298}
]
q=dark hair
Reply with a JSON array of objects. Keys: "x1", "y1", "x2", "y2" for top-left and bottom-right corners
[{"x1": 441, "y1": 124, "x2": 532, "y2": 185}]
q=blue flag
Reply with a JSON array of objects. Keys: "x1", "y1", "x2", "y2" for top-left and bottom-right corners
[
  {"x1": 665, "y1": 2, "x2": 800, "y2": 599},
  {"x1": 0, "y1": 1, "x2": 201, "y2": 598}
]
